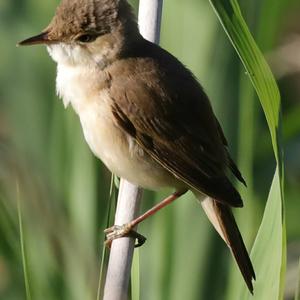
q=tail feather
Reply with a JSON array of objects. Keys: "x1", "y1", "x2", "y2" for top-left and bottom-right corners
[{"x1": 201, "y1": 197, "x2": 255, "y2": 293}]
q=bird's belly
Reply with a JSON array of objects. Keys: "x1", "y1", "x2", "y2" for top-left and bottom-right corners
[{"x1": 77, "y1": 92, "x2": 179, "y2": 190}]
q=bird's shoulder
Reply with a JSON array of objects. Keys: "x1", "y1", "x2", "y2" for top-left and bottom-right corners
[
  {"x1": 108, "y1": 38, "x2": 201, "y2": 92},
  {"x1": 103, "y1": 39, "x2": 245, "y2": 206},
  {"x1": 106, "y1": 38, "x2": 223, "y2": 149}
]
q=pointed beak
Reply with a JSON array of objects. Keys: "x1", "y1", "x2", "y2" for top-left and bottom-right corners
[{"x1": 18, "y1": 31, "x2": 52, "y2": 46}]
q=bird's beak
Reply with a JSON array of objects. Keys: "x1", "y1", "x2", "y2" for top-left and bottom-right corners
[{"x1": 18, "y1": 31, "x2": 52, "y2": 46}]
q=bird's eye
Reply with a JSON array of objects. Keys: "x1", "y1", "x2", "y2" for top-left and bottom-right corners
[{"x1": 77, "y1": 34, "x2": 97, "y2": 43}]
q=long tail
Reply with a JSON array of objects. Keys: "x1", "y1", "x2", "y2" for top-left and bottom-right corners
[{"x1": 200, "y1": 196, "x2": 255, "y2": 293}]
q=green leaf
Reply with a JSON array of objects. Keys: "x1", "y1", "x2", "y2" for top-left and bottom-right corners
[
  {"x1": 97, "y1": 174, "x2": 118, "y2": 300},
  {"x1": 131, "y1": 249, "x2": 140, "y2": 300},
  {"x1": 209, "y1": 0, "x2": 281, "y2": 159},
  {"x1": 208, "y1": 0, "x2": 285, "y2": 298},
  {"x1": 239, "y1": 168, "x2": 282, "y2": 299},
  {"x1": 17, "y1": 183, "x2": 32, "y2": 300}
]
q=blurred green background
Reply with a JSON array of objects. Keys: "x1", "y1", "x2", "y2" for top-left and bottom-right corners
[{"x1": 0, "y1": 0, "x2": 300, "y2": 299}]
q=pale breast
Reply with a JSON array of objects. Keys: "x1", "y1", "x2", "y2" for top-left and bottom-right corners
[{"x1": 55, "y1": 64, "x2": 179, "y2": 190}]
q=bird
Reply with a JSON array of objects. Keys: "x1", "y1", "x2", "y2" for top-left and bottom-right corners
[{"x1": 19, "y1": 0, "x2": 255, "y2": 292}]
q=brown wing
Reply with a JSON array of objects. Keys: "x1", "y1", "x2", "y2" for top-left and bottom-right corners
[
  {"x1": 214, "y1": 117, "x2": 246, "y2": 186},
  {"x1": 107, "y1": 42, "x2": 244, "y2": 207}
]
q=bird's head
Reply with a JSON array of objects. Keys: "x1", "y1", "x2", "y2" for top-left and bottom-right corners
[{"x1": 19, "y1": 0, "x2": 138, "y2": 67}]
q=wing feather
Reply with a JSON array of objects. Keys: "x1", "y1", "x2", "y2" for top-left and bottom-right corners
[{"x1": 107, "y1": 43, "x2": 244, "y2": 207}]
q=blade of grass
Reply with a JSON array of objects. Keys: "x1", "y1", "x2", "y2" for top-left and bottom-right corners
[
  {"x1": 208, "y1": 0, "x2": 282, "y2": 159},
  {"x1": 239, "y1": 168, "x2": 282, "y2": 299},
  {"x1": 131, "y1": 249, "x2": 140, "y2": 300},
  {"x1": 97, "y1": 174, "x2": 118, "y2": 300},
  {"x1": 17, "y1": 182, "x2": 32, "y2": 300},
  {"x1": 208, "y1": 0, "x2": 285, "y2": 298}
]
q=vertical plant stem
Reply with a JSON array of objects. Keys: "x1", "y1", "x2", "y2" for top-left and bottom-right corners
[
  {"x1": 103, "y1": 181, "x2": 143, "y2": 300},
  {"x1": 17, "y1": 183, "x2": 32, "y2": 300},
  {"x1": 103, "y1": 1, "x2": 163, "y2": 299},
  {"x1": 138, "y1": 0, "x2": 163, "y2": 44}
]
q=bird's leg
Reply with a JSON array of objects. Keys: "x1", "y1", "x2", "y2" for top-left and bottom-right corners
[{"x1": 104, "y1": 189, "x2": 187, "y2": 248}]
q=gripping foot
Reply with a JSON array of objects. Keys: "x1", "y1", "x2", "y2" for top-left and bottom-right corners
[{"x1": 104, "y1": 224, "x2": 147, "y2": 248}]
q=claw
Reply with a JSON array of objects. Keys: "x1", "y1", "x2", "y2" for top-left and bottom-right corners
[{"x1": 104, "y1": 224, "x2": 147, "y2": 248}]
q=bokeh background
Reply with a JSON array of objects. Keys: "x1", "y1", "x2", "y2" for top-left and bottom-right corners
[{"x1": 0, "y1": 0, "x2": 300, "y2": 299}]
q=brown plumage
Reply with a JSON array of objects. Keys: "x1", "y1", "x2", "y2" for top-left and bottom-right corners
[
  {"x1": 19, "y1": 0, "x2": 255, "y2": 292},
  {"x1": 108, "y1": 39, "x2": 255, "y2": 291},
  {"x1": 110, "y1": 40, "x2": 245, "y2": 207}
]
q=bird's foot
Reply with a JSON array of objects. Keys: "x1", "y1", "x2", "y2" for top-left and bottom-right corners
[{"x1": 104, "y1": 224, "x2": 147, "y2": 248}]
